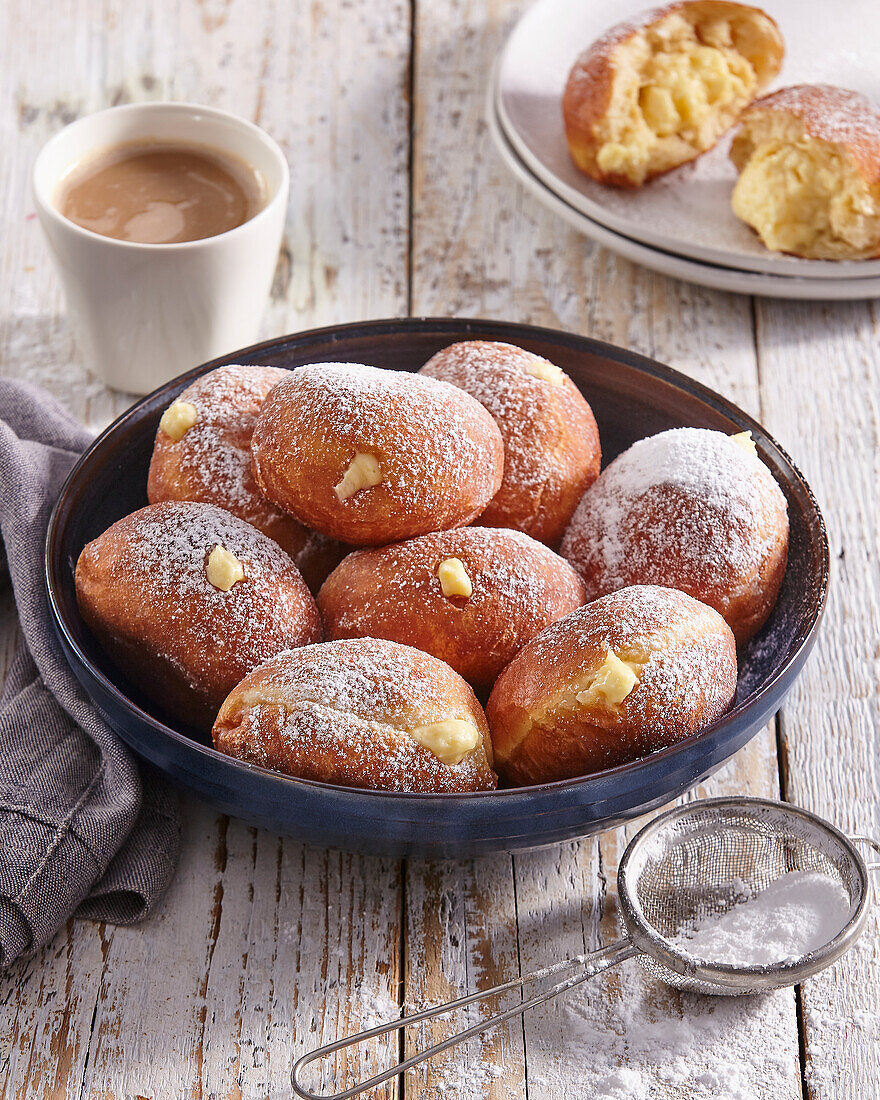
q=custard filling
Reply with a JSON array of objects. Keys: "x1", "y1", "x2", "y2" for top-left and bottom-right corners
[
  {"x1": 596, "y1": 13, "x2": 757, "y2": 184},
  {"x1": 334, "y1": 452, "x2": 383, "y2": 501},
  {"x1": 731, "y1": 131, "x2": 880, "y2": 260}
]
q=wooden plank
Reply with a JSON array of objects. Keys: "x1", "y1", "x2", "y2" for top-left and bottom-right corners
[
  {"x1": 0, "y1": 0, "x2": 412, "y2": 1096},
  {"x1": 755, "y1": 298, "x2": 880, "y2": 1100},
  {"x1": 408, "y1": 2, "x2": 801, "y2": 1096}
]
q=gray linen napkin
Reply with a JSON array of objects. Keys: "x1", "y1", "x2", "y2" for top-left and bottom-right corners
[{"x1": 0, "y1": 378, "x2": 180, "y2": 969}]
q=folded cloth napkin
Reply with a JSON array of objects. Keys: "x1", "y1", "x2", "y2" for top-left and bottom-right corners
[{"x1": 0, "y1": 378, "x2": 180, "y2": 969}]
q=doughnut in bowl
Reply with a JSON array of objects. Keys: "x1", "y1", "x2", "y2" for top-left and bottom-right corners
[{"x1": 46, "y1": 318, "x2": 827, "y2": 858}]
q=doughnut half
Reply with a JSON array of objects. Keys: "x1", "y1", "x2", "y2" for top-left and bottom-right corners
[
  {"x1": 563, "y1": 1, "x2": 783, "y2": 186},
  {"x1": 75, "y1": 501, "x2": 322, "y2": 729},
  {"x1": 419, "y1": 341, "x2": 601, "y2": 545},
  {"x1": 731, "y1": 85, "x2": 880, "y2": 259},
  {"x1": 213, "y1": 638, "x2": 497, "y2": 792},
  {"x1": 487, "y1": 585, "x2": 737, "y2": 785},
  {"x1": 318, "y1": 527, "x2": 587, "y2": 688},
  {"x1": 251, "y1": 363, "x2": 504, "y2": 546},
  {"x1": 561, "y1": 427, "x2": 788, "y2": 644}
]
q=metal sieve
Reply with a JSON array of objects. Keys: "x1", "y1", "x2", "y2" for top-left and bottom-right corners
[{"x1": 291, "y1": 796, "x2": 879, "y2": 1100}]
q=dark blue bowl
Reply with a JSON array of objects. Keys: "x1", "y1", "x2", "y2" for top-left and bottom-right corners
[{"x1": 45, "y1": 318, "x2": 828, "y2": 858}]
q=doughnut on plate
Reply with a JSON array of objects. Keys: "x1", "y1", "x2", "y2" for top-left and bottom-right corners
[{"x1": 46, "y1": 318, "x2": 828, "y2": 858}]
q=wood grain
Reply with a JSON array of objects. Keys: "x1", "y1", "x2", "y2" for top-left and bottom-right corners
[
  {"x1": 0, "y1": 1, "x2": 410, "y2": 1097},
  {"x1": 755, "y1": 298, "x2": 880, "y2": 1099},
  {"x1": 408, "y1": 2, "x2": 800, "y2": 1097}
]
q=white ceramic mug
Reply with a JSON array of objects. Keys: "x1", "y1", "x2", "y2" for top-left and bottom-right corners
[{"x1": 33, "y1": 102, "x2": 289, "y2": 394}]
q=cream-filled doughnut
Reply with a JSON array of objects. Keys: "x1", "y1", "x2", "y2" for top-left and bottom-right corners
[
  {"x1": 487, "y1": 584, "x2": 737, "y2": 785},
  {"x1": 251, "y1": 363, "x2": 505, "y2": 546},
  {"x1": 147, "y1": 364, "x2": 309, "y2": 557},
  {"x1": 560, "y1": 427, "x2": 788, "y2": 643},
  {"x1": 318, "y1": 527, "x2": 586, "y2": 688},
  {"x1": 75, "y1": 501, "x2": 322, "y2": 729},
  {"x1": 419, "y1": 341, "x2": 601, "y2": 545},
  {"x1": 213, "y1": 638, "x2": 497, "y2": 792},
  {"x1": 563, "y1": 1, "x2": 783, "y2": 187},
  {"x1": 730, "y1": 85, "x2": 880, "y2": 260}
]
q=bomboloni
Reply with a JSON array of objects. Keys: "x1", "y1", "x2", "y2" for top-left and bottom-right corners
[
  {"x1": 251, "y1": 362, "x2": 505, "y2": 546},
  {"x1": 213, "y1": 638, "x2": 497, "y2": 792},
  {"x1": 74, "y1": 501, "x2": 321, "y2": 729},
  {"x1": 487, "y1": 585, "x2": 737, "y2": 785}
]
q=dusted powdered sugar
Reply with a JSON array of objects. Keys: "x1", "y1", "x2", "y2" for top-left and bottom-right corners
[
  {"x1": 153, "y1": 363, "x2": 290, "y2": 518},
  {"x1": 253, "y1": 638, "x2": 448, "y2": 726},
  {"x1": 226, "y1": 638, "x2": 493, "y2": 792},
  {"x1": 675, "y1": 870, "x2": 852, "y2": 966},
  {"x1": 116, "y1": 500, "x2": 312, "y2": 666},
  {"x1": 750, "y1": 84, "x2": 880, "y2": 160},
  {"x1": 522, "y1": 584, "x2": 735, "y2": 739},
  {"x1": 562, "y1": 427, "x2": 787, "y2": 596},
  {"x1": 257, "y1": 362, "x2": 500, "y2": 510},
  {"x1": 420, "y1": 341, "x2": 599, "y2": 535},
  {"x1": 328, "y1": 527, "x2": 583, "y2": 631}
]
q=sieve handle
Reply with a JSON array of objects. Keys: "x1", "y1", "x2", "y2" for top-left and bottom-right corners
[
  {"x1": 849, "y1": 834, "x2": 880, "y2": 872},
  {"x1": 290, "y1": 937, "x2": 639, "y2": 1100}
]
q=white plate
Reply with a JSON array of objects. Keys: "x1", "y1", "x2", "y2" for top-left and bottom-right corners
[
  {"x1": 497, "y1": 0, "x2": 880, "y2": 279},
  {"x1": 488, "y1": 87, "x2": 880, "y2": 299}
]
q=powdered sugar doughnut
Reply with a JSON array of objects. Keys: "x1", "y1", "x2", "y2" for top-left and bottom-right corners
[
  {"x1": 562, "y1": 1, "x2": 783, "y2": 187},
  {"x1": 419, "y1": 341, "x2": 601, "y2": 545},
  {"x1": 560, "y1": 427, "x2": 788, "y2": 644},
  {"x1": 75, "y1": 501, "x2": 322, "y2": 730},
  {"x1": 730, "y1": 85, "x2": 880, "y2": 259},
  {"x1": 251, "y1": 363, "x2": 505, "y2": 546},
  {"x1": 213, "y1": 638, "x2": 497, "y2": 792},
  {"x1": 487, "y1": 584, "x2": 737, "y2": 785},
  {"x1": 318, "y1": 527, "x2": 586, "y2": 689},
  {"x1": 147, "y1": 365, "x2": 309, "y2": 559}
]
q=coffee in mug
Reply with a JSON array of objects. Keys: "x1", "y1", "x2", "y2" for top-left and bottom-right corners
[{"x1": 56, "y1": 142, "x2": 267, "y2": 244}]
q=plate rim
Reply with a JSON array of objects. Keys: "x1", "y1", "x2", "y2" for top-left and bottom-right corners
[{"x1": 489, "y1": 80, "x2": 880, "y2": 301}]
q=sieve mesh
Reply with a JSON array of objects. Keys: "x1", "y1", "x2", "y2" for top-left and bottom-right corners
[{"x1": 618, "y1": 799, "x2": 866, "y2": 995}]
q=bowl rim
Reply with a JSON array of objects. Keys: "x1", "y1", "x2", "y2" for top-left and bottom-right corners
[{"x1": 45, "y1": 315, "x2": 830, "y2": 803}]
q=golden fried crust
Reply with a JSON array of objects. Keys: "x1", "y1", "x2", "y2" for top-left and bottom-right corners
[
  {"x1": 563, "y1": 1, "x2": 783, "y2": 187},
  {"x1": 147, "y1": 364, "x2": 311, "y2": 561},
  {"x1": 487, "y1": 585, "x2": 737, "y2": 786},
  {"x1": 419, "y1": 342, "x2": 601, "y2": 545},
  {"x1": 251, "y1": 363, "x2": 505, "y2": 546},
  {"x1": 731, "y1": 85, "x2": 880, "y2": 187},
  {"x1": 560, "y1": 428, "x2": 788, "y2": 645},
  {"x1": 213, "y1": 638, "x2": 497, "y2": 792},
  {"x1": 75, "y1": 501, "x2": 322, "y2": 730},
  {"x1": 318, "y1": 527, "x2": 587, "y2": 689}
]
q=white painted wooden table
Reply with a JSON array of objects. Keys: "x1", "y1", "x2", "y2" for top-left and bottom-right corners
[{"x1": 1, "y1": 2, "x2": 879, "y2": 1097}]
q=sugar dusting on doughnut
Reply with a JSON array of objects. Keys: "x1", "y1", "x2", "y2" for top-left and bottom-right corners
[
  {"x1": 106, "y1": 502, "x2": 320, "y2": 677},
  {"x1": 745, "y1": 85, "x2": 880, "y2": 179},
  {"x1": 319, "y1": 527, "x2": 587, "y2": 687},
  {"x1": 519, "y1": 584, "x2": 736, "y2": 738},
  {"x1": 251, "y1": 362, "x2": 504, "y2": 545},
  {"x1": 326, "y1": 527, "x2": 579, "y2": 626},
  {"x1": 488, "y1": 585, "x2": 738, "y2": 784},
  {"x1": 213, "y1": 638, "x2": 496, "y2": 792},
  {"x1": 75, "y1": 500, "x2": 321, "y2": 729},
  {"x1": 419, "y1": 341, "x2": 601, "y2": 544},
  {"x1": 149, "y1": 364, "x2": 287, "y2": 516},
  {"x1": 147, "y1": 364, "x2": 311, "y2": 560},
  {"x1": 258, "y1": 363, "x2": 491, "y2": 505},
  {"x1": 560, "y1": 427, "x2": 788, "y2": 642}
]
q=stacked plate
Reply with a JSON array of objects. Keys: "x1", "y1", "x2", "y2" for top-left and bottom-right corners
[{"x1": 490, "y1": 0, "x2": 880, "y2": 299}]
